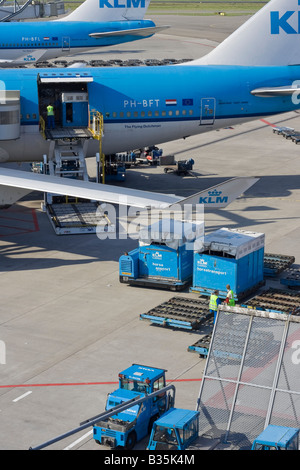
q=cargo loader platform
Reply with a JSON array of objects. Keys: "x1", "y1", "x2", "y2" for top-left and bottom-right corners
[
  {"x1": 44, "y1": 127, "x2": 94, "y2": 141},
  {"x1": 47, "y1": 201, "x2": 115, "y2": 235}
]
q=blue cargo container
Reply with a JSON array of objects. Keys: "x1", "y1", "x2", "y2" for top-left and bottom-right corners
[
  {"x1": 190, "y1": 227, "x2": 265, "y2": 299},
  {"x1": 61, "y1": 92, "x2": 88, "y2": 127},
  {"x1": 119, "y1": 219, "x2": 204, "y2": 290}
]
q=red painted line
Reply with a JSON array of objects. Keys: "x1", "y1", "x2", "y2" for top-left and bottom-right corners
[
  {"x1": 0, "y1": 378, "x2": 201, "y2": 389},
  {"x1": 31, "y1": 208, "x2": 40, "y2": 232},
  {"x1": 0, "y1": 208, "x2": 39, "y2": 236},
  {"x1": 260, "y1": 118, "x2": 276, "y2": 127}
]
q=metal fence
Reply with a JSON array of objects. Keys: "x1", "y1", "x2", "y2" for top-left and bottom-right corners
[{"x1": 196, "y1": 305, "x2": 300, "y2": 449}]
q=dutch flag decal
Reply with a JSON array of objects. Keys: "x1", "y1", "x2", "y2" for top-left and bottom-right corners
[{"x1": 165, "y1": 99, "x2": 177, "y2": 106}]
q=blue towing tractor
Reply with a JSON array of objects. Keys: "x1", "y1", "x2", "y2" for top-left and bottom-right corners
[
  {"x1": 93, "y1": 364, "x2": 173, "y2": 450},
  {"x1": 251, "y1": 425, "x2": 300, "y2": 450},
  {"x1": 147, "y1": 408, "x2": 200, "y2": 450}
]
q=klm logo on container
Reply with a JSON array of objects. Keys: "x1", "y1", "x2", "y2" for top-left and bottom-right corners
[
  {"x1": 100, "y1": 0, "x2": 145, "y2": 7},
  {"x1": 270, "y1": 1, "x2": 300, "y2": 34},
  {"x1": 199, "y1": 189, "x2": 228, "y2": 205}
]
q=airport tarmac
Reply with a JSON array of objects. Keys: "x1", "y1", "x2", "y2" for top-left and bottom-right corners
[{"x1": 1, "y1": 13, "x2": 300, "y2": 451}]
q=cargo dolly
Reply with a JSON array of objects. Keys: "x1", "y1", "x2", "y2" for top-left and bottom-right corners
[
  {"x1": 263, "y1": 253, "x2": 295, "y2": 277},
  {"x1": 140, "y1": 296, "x2": 213, "y2": 331},
  {"x1": 241, "y1": 288, "x2": 300, "y2": 315},
  {"x1": 280, "y1": 267, "x2": 300, "y2": 289},
  {"x1": 188, "y1": 334, "x2": 212, "y2": 358}
]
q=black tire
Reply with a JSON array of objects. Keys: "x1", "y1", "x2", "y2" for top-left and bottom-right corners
[{"x1": 125, "y1": 431, "x2": 137, "y2": 450}]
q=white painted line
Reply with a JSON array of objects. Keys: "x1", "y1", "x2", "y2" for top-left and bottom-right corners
[
  {"x1": 13, "y1": 391, "x2": 32, "y2": 402},
  {"x1": 64, "y1": 429, "x2": 93, "y2": 450}
]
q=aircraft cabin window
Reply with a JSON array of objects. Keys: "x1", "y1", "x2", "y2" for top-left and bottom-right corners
[
  {"x1": 176, "y1": 110, "x2": 180, "y2": 116},
  {"x1": 119, "y1": 112, "x2": 124, "y2": 118},
  {"x1": 141, "y1": 111, "x2": 145, "y2": 117},
  {"x1": 112, "y1": 112, "x2": 117, "y2": 118},
  {"x1": 162, "y1": 111, "x2": 166, "y2": 116},
  {"x1": 148, "y1": 111, "x2": 152, "y2": 117},
  {"x1": 189, "y1": 110, "x2": 193, "y2": 115},
  {"x1": 168, "y1": 110, "x2": 173, "y2": 116},
  {"x1": 126, "y1": 112, "x2": 131, "y2": 117},
  {"x1": 155, "y1": 111, "x2": 159, "y2": 116},
  {"x1": 134, "y1": 111, "x2": 138, "y2": 117},
  {"x1": 182, "y1": 110, "x2": 186, "y2": 115}
]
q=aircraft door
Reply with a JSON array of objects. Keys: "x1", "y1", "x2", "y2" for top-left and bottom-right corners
[
  {"x1": 62, "y1": 37, "x2": 70, "y2": 51},
  {"x1": 200, "y1": 98, "x2": 215, "y2": 125}
]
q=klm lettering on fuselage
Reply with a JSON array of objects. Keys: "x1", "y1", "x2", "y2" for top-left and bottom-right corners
[
  {"x1": 199, "y1": 189, "x2": 228, "y2": 205},
  {"x1": 100, "y1": 0, "x2": 145, "y2": 7},
  {"x1": 271, "y1": 1, "x2": 300, "y2": 34}
]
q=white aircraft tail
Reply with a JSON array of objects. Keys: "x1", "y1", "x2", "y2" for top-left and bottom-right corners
[
  {"x1": 62, "y1": 0, "x2": 151, "y2": 22},
  {"x1": 190, "y1": 0, "x2": 300, "y2": 66}
]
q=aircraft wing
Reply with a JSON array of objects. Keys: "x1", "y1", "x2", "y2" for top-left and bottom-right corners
[
  {"x1": 0, "y1": 167, "x2": 258, "y2": 209},
  {"x1": 89, "y1": 25, "x2": 169, "y2": 39}
]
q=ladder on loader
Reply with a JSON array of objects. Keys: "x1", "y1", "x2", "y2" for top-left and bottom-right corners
[
  {"x1": 38, "y1": 115, "x2": 114, "y2": 235},
  {"x1": 47, "y1": 138, "x2": 89, "y2": 181}
]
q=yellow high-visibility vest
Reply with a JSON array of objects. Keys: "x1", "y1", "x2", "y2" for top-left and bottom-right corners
[
  {"x1": 209, "y1": 294, "x2": 218, "y2": 311},
  {"x1": 47, "y1": 105, "x2": 54, "y2": 116},
  {"x1": 227, "y1": 289, "x2": 235, "y2": 306}
]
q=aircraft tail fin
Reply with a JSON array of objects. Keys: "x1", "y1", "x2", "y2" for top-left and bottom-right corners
[
  {"x1": 188, "y1": 0, "x2": 300, "y2": 66},
  {"x1": 62, "y1": 0, "x2": 151, "y2": 22}
]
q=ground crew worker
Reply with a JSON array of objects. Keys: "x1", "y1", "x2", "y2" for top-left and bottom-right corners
[
  {"x1": 209, "y1": 290, "x2": 221, "y2": 324},
  {"x1": 46, "y1": 103, "x2": 55, "y2": 129},
  {"x1": 225, "y1": 284, "x2": 235, "y2": 306}
]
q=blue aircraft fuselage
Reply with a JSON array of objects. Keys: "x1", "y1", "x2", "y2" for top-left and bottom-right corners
[
  {"x1": 0, "y1": 64, "x2": 299, "y2": 161},
  {"x1": 0, "y1": 20, "x2": 156, "y2": 63}
]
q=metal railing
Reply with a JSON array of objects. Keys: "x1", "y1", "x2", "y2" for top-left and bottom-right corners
[
  {"x1": 89, "y1": 111, "x2": 105, "y2": 184},
  {"x1": 197, "y1": 305, "x2": 300, "y2": 449}
]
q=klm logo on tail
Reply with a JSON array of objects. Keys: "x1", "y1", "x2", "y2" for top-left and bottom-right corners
[
  {"x1": 100, "y1": 0, "x2": 145, "y2": 7},
  {"x1": 271, "y1": 0, "x2": 300, "y2": 34},
  {"x1": 199, "y1": 189, "x2": 228, "y2": 205}
]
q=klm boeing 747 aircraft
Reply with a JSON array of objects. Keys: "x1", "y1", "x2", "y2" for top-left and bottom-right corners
[
  {"x1": 0, "y1": 0, "x2": 167, "y2": 65},
  {"x1": 0, "y1": 0, "x2": 299, "y2": 209}
]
